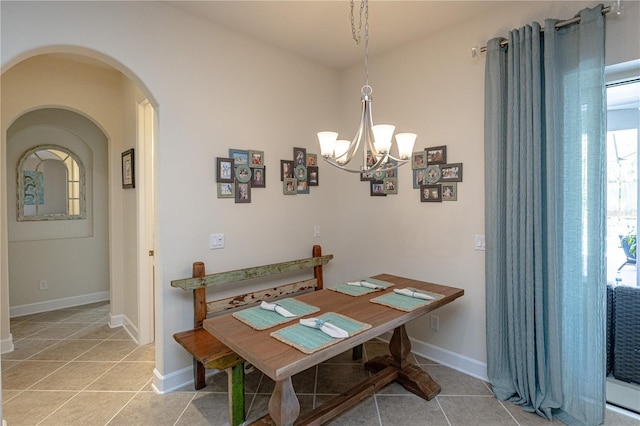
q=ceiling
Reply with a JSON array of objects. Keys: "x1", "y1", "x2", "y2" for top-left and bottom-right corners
[{"x1": 165, "y1": 1, "x2": 503, "y2": 69}]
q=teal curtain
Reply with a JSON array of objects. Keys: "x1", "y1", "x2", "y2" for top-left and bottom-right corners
[{"x1": 484, "y1": 5, "x2": 606, "y2": 425}]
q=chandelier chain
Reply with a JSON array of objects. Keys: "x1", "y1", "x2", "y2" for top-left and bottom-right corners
[
  {"x1": 350, "y1": 0, "x2": 370, "y2": 93},
  {"x1": 350, "y1": 0, "x2": 365, "y2": 44}
]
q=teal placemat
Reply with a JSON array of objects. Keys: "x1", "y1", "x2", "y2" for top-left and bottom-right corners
[
  {"x1": 329, "y1": 278, "x2": 394, "y2": 296},
  {"x1": 232, "y1": 298, "x2": 319, "y2": 330},
  {"x1": 370, "y1": 289, "x2": 444, "y2": 312},
  {"x1": 271, "y1": 312, "x2": 371, "y2": 354}
]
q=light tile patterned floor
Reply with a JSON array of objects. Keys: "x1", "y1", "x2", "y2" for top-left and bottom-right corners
[{"x1": 2, "y1": 302, "x2": 639, "y2": 425}]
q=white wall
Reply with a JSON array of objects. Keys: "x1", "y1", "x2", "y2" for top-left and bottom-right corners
[{"x1": 1, "y1": 1, "x2": 638, "y2": 397}]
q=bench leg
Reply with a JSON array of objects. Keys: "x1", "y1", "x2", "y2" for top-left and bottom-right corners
[
  {"x1": 352, "y1": 343, "x2": 363, "y2": 360},
  {"x1": 194, "y1": 359, "x2": 206, "y2": 390},
  {"x1": 228, "y1": 363, "x2": 245, "y2": 426}
]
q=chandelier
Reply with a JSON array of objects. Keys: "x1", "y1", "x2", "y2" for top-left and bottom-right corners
[{"x1": 317, "y1": 0, "x2": 416, "y2": 173}]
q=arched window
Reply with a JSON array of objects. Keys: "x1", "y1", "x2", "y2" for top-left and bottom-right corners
[{"x1": 17, "y1": 144, "x2": 86, "y2": 221}]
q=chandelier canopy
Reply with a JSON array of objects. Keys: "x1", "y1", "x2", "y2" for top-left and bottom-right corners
[{"x1": 317, "y1": 0, "x2": 416, "y2": 173}]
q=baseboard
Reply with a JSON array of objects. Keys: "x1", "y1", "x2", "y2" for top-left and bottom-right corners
[
  {"x1": 152, "y1": 366, "x2": 219, "y2": 394},
  {"x1": 1, "y1": 333, "x2": 14, "y2": 354},
  {"x1": 9, "y1": 291, "x2": 109, "y2": 318},
  {"x1": 377, "y1": 331, "x2": 488, "y2": 381},
  {"x1": 109, "y1": 314, "x2": 139, "y2": 344}
]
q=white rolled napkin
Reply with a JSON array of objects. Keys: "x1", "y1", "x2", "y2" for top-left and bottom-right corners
[
  {"x1": 393, "y1": 288, "x2": 435, "y2": 300},
  {"x1": 299, "y1": 318, "x2": 349, "y2": 338},
  {"x1": 346, "y1": 280, "x2": 383, "y2": 290},
  {"x1": 260, "y1": 301, "x2": 296, "y2": 318}
]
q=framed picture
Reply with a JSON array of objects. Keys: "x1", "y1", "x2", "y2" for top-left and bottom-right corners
[
  {"x1": 413, "y1": 168, "x2": 427, "y2": 189},
  {"x1": 293, "y1": 147, "x2": 306, "y2": 167},
  {"x1": 383, "y1": 160, "x2": 397, "y2": 178},
  {"x1": 297, "y1": 179, "x2": 309, "y2": 194},
  {"x1": 420, "y1": 184, "x2": 442, "y2": 202},
  {"x1": 307, "y1": 166, "x2": 319, "y2": 186},
  {"x1": 412, "y1": 151, "x2": 427, "y2": 169},
  {"x1": 426, "y1": 165, "x2": 442, "y2": 183},
  {"x1": 294, "y1": 165, "x2": 307, "y2": 181},
  {"x1": 235, "y1": 181, "x2": 251, "y2": 203},
  {"x1": 383, "y1": 177, "x2": 398, "y2": 194},
  {"x1": 372, "y1": 169, "x2": 386, "y2": 181},
  {"x1": 441, "y1": 182, "x2": 457, "y2": 201},
  {"x1": 249, "y1": 150, "x2": 264, "y2": 168},
  {"x1": 440, "y1": 163, "x2": 463, "y2": 182},
  {"x1": 281, "y1": 160, "x2": 294, "y2": 181},
  {"x1": 307, "y1": 153, "x2": 318, "y2": 167},
  {"x1": 235, "y1": 164, "x2": 252, "y2": 183},
  {"x1": 217, "y1": 182, "x2": 235, "y2": 198},
  {"x1": 283, "y1": 178, "x2": 297, "y2": 195},
  {"x1": 360, "y1": 170, "x2": 375, "y2": 181},
  {"x1": 251, "y1": 166, "x2": 266, "y2": 188},
  {"x1": 370, "y1": 181, "x2": 387, "y2": 196},
  {"x1": 121, "y1": 148, "x2": 135, "y2": 189},
  {"x1": 217, "y1": 157, "x2": 235, "y2": 183},
  {"x1": 366, "y1": 151, "x2": 375, "y2": 167},
  {"x1": 426, "y1": 146, "x2": 447, "y2": 164},
  {"x1": 229, "y1": 149, "x2": 249, "y2": 166}
]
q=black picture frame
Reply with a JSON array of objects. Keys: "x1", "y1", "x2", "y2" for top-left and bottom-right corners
[
  {"x1": 217, "y1": 157, "x2": 235, "y2": 183},
  {"x1": 293, "y1": 147, "x2": 307, "y2": 167},
  {"x1": 235, "y1": 181, "x2": 251, "y2": 203},
  {"x1": 439, "y1": 163, "x2": 463, "y2": 182},
  {"x1": 420, "y1": 184, "x2": 442, "y2": 202},
  {"x1": 251, "y1": 166, "x2": 266, "y2": 188},
  {"x1": 121, "y1": 148, "x2": 135, "y2": 189},
  {"x1": 426, "y1": 145, "x2": 447, "y2": 164},
  {"x1": 281, "y1": 160, "x2": 294, "y2": 181},
  {"x1": 370, "y1": 181, "x2": 387, "y2": 196},
  {"x1": 307, "y1": 166, "x2": 319, "y2": 186}
]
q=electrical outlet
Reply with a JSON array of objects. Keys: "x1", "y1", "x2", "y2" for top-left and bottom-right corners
[
  {"x1": 39, "y1": 280, "x2": 48, "y2": 291},
  {"x1": 430, "y1": 315, "x2": 439, "y2": 330}
]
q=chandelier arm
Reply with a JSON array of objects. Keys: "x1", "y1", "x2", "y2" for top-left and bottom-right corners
[{"x1": 322, "y1": 157, "x2": 369, "y2": 173}]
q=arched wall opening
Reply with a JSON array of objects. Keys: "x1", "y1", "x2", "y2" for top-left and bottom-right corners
[{"x1": 1, "y1": 49, "x2": 158, "y2": 353}]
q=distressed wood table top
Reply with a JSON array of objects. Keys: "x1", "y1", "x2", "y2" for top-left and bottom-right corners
[{"x1": 203, "y1": 274, "x2": 464, "y2": 381}]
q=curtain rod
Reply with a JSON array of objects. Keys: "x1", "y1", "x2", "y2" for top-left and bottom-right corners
[{"x1": 472, "y1": 2, "x2": 619, "y2": 58}]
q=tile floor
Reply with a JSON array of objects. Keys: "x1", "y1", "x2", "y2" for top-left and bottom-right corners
[{"x1": 2, "y1": 302, "x2": 639, "y2": 426}]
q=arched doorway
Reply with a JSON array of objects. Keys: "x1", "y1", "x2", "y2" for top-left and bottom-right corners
[{"x1": 1, "y1": 52, "x2": 157, "y2": 351}]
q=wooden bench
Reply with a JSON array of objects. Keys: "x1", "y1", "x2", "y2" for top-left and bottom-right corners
[{"x1": 171, "y1": 245, "x2": 333, "y2": 426}]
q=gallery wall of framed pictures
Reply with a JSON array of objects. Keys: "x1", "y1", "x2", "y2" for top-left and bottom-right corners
[
  {"x1": 280, "y1": 147, "x2": 319, "y2": 195},
  {"x1": 360, "y1": 156, "x2": 398, "y2": 197},
  {"x1": 216, "y1": 147, "x2": 321, "y2": 203},
  {"x1": 412, "y1": 145, "x2": 462, "y2": 203},
  {"x1": 216, "y1": 149, "x2": 265, "y2": 203},
  {"x1": 215, "y1": 144, "x2": 460, "y2": 204}
]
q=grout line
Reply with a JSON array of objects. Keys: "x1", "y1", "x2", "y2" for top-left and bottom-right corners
[
  {"x1": 498, "y1": 399, "x2": 522, "y2": 426},
  {"x1": 435, "y1": 396, "x2": 453, "y2": 426},
  {"x1": 173, "y1": 391, "x2": 199, "y2": 426}
]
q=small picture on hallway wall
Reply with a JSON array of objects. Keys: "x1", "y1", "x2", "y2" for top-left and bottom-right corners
[{"x1": 121, "y1": 148, "x2": 135, "y2": 189}]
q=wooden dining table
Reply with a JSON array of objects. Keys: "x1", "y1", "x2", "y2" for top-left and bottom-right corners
[{"x1": 203, "y1": 273, "x2": 464, "y2": 426}]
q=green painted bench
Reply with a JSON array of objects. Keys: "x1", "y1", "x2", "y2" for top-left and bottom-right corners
[{"x1": 171, "y1": 245, "x2": 333, "y2": 426}]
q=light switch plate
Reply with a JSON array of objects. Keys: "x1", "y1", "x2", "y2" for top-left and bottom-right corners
[{"x1": 210, "y1": 233, "x2": 225, "y2": 249}]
